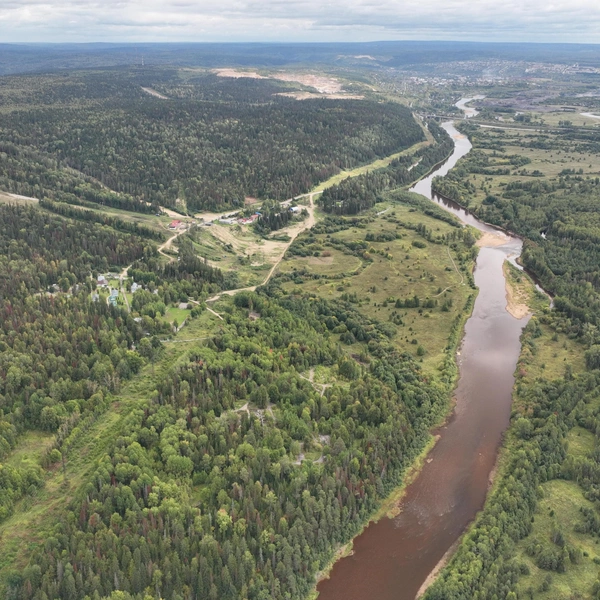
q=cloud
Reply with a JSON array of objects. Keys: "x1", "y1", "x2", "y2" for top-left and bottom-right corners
[{"x1": 0, "y1": 0, "x2": 598, "y2": 42}]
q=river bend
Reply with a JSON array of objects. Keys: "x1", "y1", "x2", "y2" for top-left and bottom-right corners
[{"x1": 316, "y1": 114, "x2": 530, "y2": 600}]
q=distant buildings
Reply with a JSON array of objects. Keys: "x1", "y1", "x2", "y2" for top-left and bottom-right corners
[
  {"x1": 108, "y1": 289, "x2": 119, "y2": 307},
  {"x1": 237, "y1": 213, "x2": 260, "y2": 225}
]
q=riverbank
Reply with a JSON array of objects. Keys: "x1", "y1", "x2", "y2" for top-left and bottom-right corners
[
  {"x1": 311, "y1": 432, "x2": 442, "y2": 596},
  {"x1": 317, "y1": 111, "x2": 535, "y2": 600}
]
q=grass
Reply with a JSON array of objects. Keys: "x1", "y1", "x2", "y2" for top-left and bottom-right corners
[
  {"x1": 0, "y1": 191, "x2": 38, "y2": 205},
  {"x1": 164, "y1": 305, "x2": 191, "y2": 325},
  {"x1": 515, "y1": 480, "x2": 600, "y2": 600},
  {"x1": 566, "y1": 427, "x2": 595, "y2": 459},
  {"x1": 4, "y1": 432, "x2": 54, "y2": 470},
  {"x1": 452, "y1": 125, "x2": 600, "y2": 213},
  {"x1": 311, "y1": 140, "x2": 431, "y2": 192},
  {"x1": 278, "y1": 201, "x2": 474, "y2": 375}
]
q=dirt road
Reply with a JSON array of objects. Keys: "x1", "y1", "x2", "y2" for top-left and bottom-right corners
[
  {"x1": 158, "y1": 228, "x2": 187, "y2": 262},
  {"x1": 206, "y1": 192, "x2": 320, "y2": 302}
]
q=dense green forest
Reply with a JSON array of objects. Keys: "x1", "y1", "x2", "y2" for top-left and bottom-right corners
[
  {"x1": 0, "y1": 203, "x2": 232, "y2": 527},
  {"x1": 319, "y1": 120, "x2": 453, "y2": 215},
  {"x1": 0, "y1": 69, "x2": 424, "y2": 212},
  {"x1": 5, "y1": 287, "x2": 453, "y2": 600}
]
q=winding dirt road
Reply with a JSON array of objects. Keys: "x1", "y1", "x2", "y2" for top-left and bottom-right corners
[
  {"x1": 158, "y1": 228, "x2": 188, "y2": 262},
  {"x1": 206, "y1": 192, "x2": 320, "y2": 302}
]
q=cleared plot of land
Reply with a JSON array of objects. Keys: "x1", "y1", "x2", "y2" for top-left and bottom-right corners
[
  {"x1": 141, "y1": 87, "x2": 170, "y2": 100},
  {"x1": 313, "y1": 140, "x2": 431, "y2": 191},
  {"x1": 213, "y1": 68, "x2": 347, "y2": 94},
  {"x1": 0, "y1": 191, "x2": 38, "y2": 205}
]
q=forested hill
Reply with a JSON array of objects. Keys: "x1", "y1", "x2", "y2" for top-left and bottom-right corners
[
  {"x1": 7, "y1": 290, "x2": 451, "y2": 600},
  {"x1": 0, "y1": 69, "x2": 423, "y2": 212}
]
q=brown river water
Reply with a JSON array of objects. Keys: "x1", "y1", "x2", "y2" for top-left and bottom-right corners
[{"x1": 316, "y1": 118, "x2": 530, "y2": 600}]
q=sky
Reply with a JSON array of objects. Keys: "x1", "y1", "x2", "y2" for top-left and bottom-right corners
[{"x1": 1, "y1": 0, "x2": 599, "y2": 44}]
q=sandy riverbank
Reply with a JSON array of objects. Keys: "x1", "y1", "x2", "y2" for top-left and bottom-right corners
[
  {"x1": 476, "y1": 231, "x2": 510, "y2": 248},
  {"x1": 504, "y1": 263, "x2": 531, "y2": 319}
]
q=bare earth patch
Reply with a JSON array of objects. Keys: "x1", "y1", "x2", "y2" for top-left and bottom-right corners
[
  {"x1": 213, "y1": 68, "x2": 266, "y2": 79},
  {"x1": 213, "y1": 68, "x2": 362, "y2": 99},
  {"x1": 141, "y1": 87, "x2": 169, "y2": 100},
  {"x1": 476, "y1": 231, "x2": 510, "y2": 248},
  {"x1": 504, "y1": 263, "x2": 531, "y2": 319},
  {"x1": 276, "y1": 92, "x2": 364, "y2": 101}
]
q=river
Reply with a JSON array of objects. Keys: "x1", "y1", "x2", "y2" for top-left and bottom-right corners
[{"x1": 315, "y1": 108, "x2": 530, "y2": 600}]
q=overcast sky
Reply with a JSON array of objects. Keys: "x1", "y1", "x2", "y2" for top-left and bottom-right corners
[{"x1": 1, "y1": 0, "x2": 599, "y2": 44}]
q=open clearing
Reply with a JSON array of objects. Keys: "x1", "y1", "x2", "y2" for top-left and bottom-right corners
[
  {"x1": 213, "y1": 68, "x2": 361, "y2": 98},
  {"x1": 277, "y1": 199, "x2": 475, "y2": 374},
  {"x1": 141, "y1": 87, "x2": 170, "y2": 100}
]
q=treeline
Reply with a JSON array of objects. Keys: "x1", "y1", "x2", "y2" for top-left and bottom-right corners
[
  {"x1": 319, "y1": 120, "x2": 453, "y2": 215},
  {"x1": 253, "y1": 200, "x2": 304, "y2": 235},
  {"x1": 425, "y1": 349, "x2": 599, "y2": 599},
  {"x1": 0, "y1": 204, "x2": 169, "y2": 523},
  {"x1": 9, "y1": 292, "x2": 452, "y2": 600},
  {"x1": 0, "y1": 204, "x2": 153, "y2": 299},
  {"x1": 129, "y1": 237, "x2": 230, "y2": 301},
  {"x1": 0, "y1": 69, "x2": 424, "y2": 212},
  {"x1": 0, "y1": 141, "x2": 155, "y2": 214},
  {"x1": 39, "y1": 199, "x2": 165, "y2": 241},
  {"x1": 424, "y1": 311, "x2": 600, "y2": 599}
]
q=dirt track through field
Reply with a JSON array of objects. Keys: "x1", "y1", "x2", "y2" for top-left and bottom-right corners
[
  {"x1": 158, "y1": 229, "x2": 187, "y2": 262},
  {"x1": 206, "y1": 193, "x2": 319, "y2": 303}
]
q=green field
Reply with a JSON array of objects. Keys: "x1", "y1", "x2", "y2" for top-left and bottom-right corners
[{"x1": 277, "y1": 198, "x2": 476, "y2": 373}]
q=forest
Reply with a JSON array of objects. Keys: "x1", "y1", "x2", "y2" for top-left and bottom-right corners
[
  {"x1": 0, "y1": 65, "x2": 463, "y2": 599},
  {"x1": 319, "y1": 120, "x2": 453, "y2": 215},
  {"x1": 0, "y1": 69, "x2": 424, "y2": 212},
  {"x1": 4, "y1": 287, "x2": 453, "y2": 600}
]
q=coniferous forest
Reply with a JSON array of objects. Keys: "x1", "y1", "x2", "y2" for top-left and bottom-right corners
[
  {"x1": 4, "y1": 44, "x2": 600, "y2": 600},
  {"x1": 0, "y1": 69, "x2": 423, "y2": 212}
]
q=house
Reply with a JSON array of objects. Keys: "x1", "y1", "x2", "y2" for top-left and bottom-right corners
[
  {"x1": 290, "y1": 206, "x2": 302, "y2": 213},
  {"x1": 237, "y1": 213, "x2": 260, "y2": 225},
  {"x1": 131, "y1": 282, "x2": 141, "y2": 293},
  {"x1": 169, "y1": 220, "x2": 182, "y2": 229},
  {"x1": 97, "y1": 275, "x2": 108, "y2": 287}
]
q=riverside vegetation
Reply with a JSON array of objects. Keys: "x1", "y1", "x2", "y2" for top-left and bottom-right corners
[
  {"x1": 0, "y1": 66, "x2": 476, "y2": 600},
  {"x1": 423, "y1": 106, "x2": 600, "y2": 599}
]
